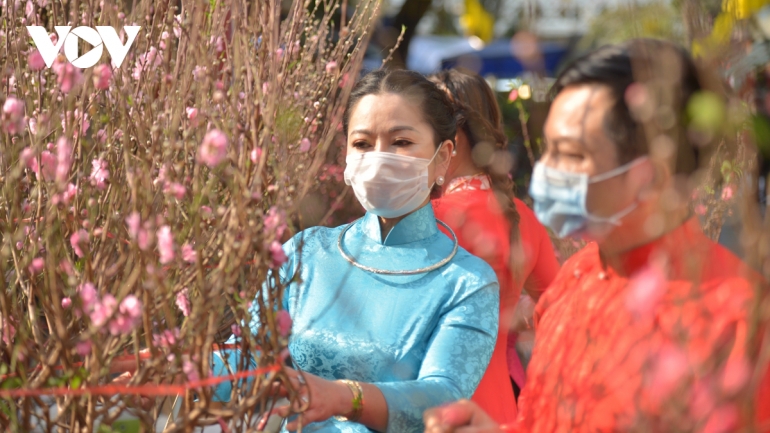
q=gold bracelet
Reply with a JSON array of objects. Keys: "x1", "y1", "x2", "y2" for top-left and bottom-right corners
[{"x1": 333, "y1": 379, "x2": 364, "y2": 422}]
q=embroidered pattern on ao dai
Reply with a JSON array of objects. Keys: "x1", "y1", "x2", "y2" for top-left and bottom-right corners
[{"x1": 212, "y1": 204, "x2": 499, "y2": 433}]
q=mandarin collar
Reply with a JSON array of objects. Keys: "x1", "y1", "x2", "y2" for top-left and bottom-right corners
[
  {"x1": 360, "y1": 203, "x2": 438, "y2": 246},
  {"x1": 604, "y1": 217, "x2": 704, "y2": 276}
]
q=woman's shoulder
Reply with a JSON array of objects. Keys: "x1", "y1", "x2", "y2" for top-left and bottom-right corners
[
  {"x1": 443, "y1": 242, "x2": 499, "y2": 290},
  {"x1": 283, "y1": 224, "x2": 345, "y2": 253}
]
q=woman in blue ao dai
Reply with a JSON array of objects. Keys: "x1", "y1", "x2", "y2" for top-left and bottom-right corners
[{"x1": 211, "y1": 70, "x2": 500, "y2": 433}]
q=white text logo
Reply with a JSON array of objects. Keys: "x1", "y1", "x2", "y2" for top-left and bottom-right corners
[{"x1": 26, "y1": 26, "x2": 141, "y2": 69}]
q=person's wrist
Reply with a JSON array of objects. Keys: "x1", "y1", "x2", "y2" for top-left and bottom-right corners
[
  {"x1": 334, "y1": 379, "x2": 354, "y2": 417},
  {"x1": 333, "y1": 379, "x2": 364, "y2": 422}
]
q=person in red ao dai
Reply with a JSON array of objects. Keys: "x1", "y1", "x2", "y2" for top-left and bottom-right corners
[
  {"x1": 423, "y1": 38, "x2": 770, "y2": 433},
  {"x1": 428, "y1": 69, "x2": 560, "y2": 425}
]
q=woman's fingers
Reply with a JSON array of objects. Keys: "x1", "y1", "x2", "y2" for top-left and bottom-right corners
[{"x1": 424, "y1": 400, "x2": 499, "y2": 433}]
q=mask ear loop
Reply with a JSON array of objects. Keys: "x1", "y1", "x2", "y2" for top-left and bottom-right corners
[
  {"x1": 427, "y1": 142, "x2": 446, "y2": 189},
  {"x1": 588, "y1": 156, "x2": 649, "y2": 184}
]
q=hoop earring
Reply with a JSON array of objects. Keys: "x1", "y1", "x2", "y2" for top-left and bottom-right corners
[{"x1": 436, "y1": 176, "x2": 445, "y2": 186}]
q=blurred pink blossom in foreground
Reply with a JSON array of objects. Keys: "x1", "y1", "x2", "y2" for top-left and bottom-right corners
[
  {"x1": 28, "y1": 50, "x2": 45, "y2": 70},
  {"x1": 70, "y1": 229, "x2": 89, "y2": 257},
  {"x1": 198, "y1": 129, "x2": 229, "y2": 167},
  {"x1": 53, "y1": 60, "x2": 83, "y2": 94},
  {"x1": 93, "y1": 64, "x2": 112, "y2": 90},
  {"x1": 626, "y1": 262, "x2": 667, "y2": 316},
  {"x1": 2, "y1": 96, "x2": 24, "y2": 134},
  {"x1": 300, "y1": 137, "x2": 312, "y2": 152},
  {"x1": 133, "y1": 46, "x2": 162, "y2": 80},
  {"x1": 269, "y1": 240, "x2": 287, "y2": 267},
  {"x1": 176, "y1": 288, "x2": 191, "y2": 317},
  {"x1": 157, "y1": 226, "x2": 175, "y2": 264},
  {"x1": 277, "y1": 310, "x2": 292, "y2": 337},
  {"x1": 182, "y1": 243, "x2": 197, "y2": 263},
  {"x1": 264, "y1": 206, "x2": 287, "y2": 238},
  {"x1": 721, "y1": 185, "x2": 734, "y2": 201},
  {"x1": 1, "y1": 316, "x2": 16, "y2": 345},
  {"x1": 109, "y1": 295, "x2": 142, "y2": 335},
  {"x1": 90, "y1": 158, "x2": 110, "y2": 190}
]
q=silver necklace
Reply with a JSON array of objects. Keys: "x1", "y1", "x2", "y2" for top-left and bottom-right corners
[{"x1": 337, "y1": 218, "x2": 459, "y2": 275}]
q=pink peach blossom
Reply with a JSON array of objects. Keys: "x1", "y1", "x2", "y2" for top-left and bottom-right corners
[
  {"x1": 721, "y1": 185, "x2": 734, "y2": 201},
  {"x1": 269, "y1": 240, "x2": 287, "y2": 267},
  {"x1": 277, "y1": 310, "x2": 292, "y2": 336},
  {"x1": 90, "y1": 294, "x2": 117, "y2": 327},
  {"x1": 29, "y1": 257, "x2": 44, "y2": 274},
  {"x1": 175, "y1": 288, "x2": 191, "y2": 316},
  {"x1": 157, "y1": 225, "x2": 175, "y2": 264},
  {"x1": 192, "y1": 65, "x2": 207, "y2": 81},
  {"x1": 300, "y1": 138, "x2": 311, "y2": 152},
  {"x1": 28, "y1": 50, "x2": 45, "y2": 70},
  {"x1": 92, "y1": 64, "x2": 112, "y2": 90},
  {"x1": 695, "y1": 204, "x2": 707, "y2": 216},
  {"x1": 250, "y1": 147, "x2": 262, "y2": 164},
  {"x1": 39, "y1": 150, "x2": 56, "y2": 181},
  {"x1": 198, "y1": 129, "x2": 229, "y2": 168},
  {"x1": 325, "y1": 61, "x2": 338, "y2": 73},
  {"x1": 77, "y1": 282, "x2": 98, "y2": 311},
  {"x1": 264, "y1": 206, "x2": 287, "y2": 238},
  {"x1": 132, "y1": 46, "x2": 162, "y2": 80},
  {"x1": 186, "y1": 107, "x2": 199, "y2": 127},
  {"x1": 53, "y1": 60, "x2": 83, "y2": 94},
  {"x1": 52, "y1": 183, "x2": 77, "y2": 205},
  {"x1": 76, "y1": 340, "x2": 91, "y2": 356},
  {"x1": 2, "y1": 96, "x2": 25, "y2": 134},
  {"x1": 108, "y1": 295, "x2": 142, "y2": 335},
  {"x1": 90, "y1": 158, "x2": 110, "y2": 190},
  {"x1": 20, "y1": 147, "x2": 35, "y2": 169},
  {"x1": 626, "y1": 263, "x2": 667, "y2": 316},
  {"x1": 1, "y1": 316, "x2": 15, "y2": 345},
  {"x1": 163, "y1": 182, "x2": 186, "y2": 199},
  {"x1": 182, "y1": 243, "x2": 197, "y2": 263},
  {"x1": 138, "y1": 225, "x2": 153, "y2": 251},
  {"x1": 70, "y1": 229, "x2": 89, "y2": 257},
  {"x1": 55, "y1": 137, "x2": 72, "y2": 184},
  {"x1": 183, "y1": 360, "x2": 199, "y2": 383},
  {"x1": 125, "y1": 212, "x2": 141, "y2": 240},
  {"x1": 96, "y1": 129, "x2": 107, "y2": 143}
]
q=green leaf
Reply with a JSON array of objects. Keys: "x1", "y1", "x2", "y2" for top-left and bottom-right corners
[
  {"x1": 688, "y1": 91, "x2": 726, "y2": 132},
  {"x1": 70, "y1": 375, "x2": 82, "y2": 390}
]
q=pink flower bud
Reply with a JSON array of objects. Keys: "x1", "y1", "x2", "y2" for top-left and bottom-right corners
[
  {"x1": 61, "y1": 297, "x2": 72, "y2": 309},
  {"x1": 157, "y1": 225, "x2": 175, "y2": 264},
  {"x1": 28, "y1": 50, "x2": 45, "y2": 71},
  {"x1": 92, "y1": 64, "x2": 112, "y2": 90},
  {"x1": 2, "y1": 96, "x2": 25, "y2": 134},
  {"x1": 197, "y1": 129, "x2": 228, "y2": 168}
]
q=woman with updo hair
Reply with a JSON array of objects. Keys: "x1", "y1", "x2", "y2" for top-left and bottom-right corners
[
  {"x1": 428, "y1": 69, "x2": 559, "y2": 424},
  {"x1": 210, "y1": 69, "x2": 500, "y2": 433}
]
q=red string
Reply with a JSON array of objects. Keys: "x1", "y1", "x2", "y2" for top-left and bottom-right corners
[
  {"x1": 0, "y1": 344, "x2": 254, "y2": 381},
  {"x1": 0, "y1": 364, "x2": 280, "y2": 398}
]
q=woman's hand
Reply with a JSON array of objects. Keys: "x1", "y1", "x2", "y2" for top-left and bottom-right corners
[
  {"x1": 423, "y1": 400, "x2": 504, "y2": 433},
  {"x1": 510, "y1": 294, "x2": 536, "y2": 333},
  {"x1": 265, "y1": 368, "x2": 354, "y2": 431}
]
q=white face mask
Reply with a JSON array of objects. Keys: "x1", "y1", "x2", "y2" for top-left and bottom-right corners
[{"x1": 344, "y1": 145, "x2": 442, "y2": 218}]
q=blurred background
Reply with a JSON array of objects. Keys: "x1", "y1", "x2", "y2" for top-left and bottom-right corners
[{"x1": 289, "y1": 0, "x2": 770, "y2": 266}]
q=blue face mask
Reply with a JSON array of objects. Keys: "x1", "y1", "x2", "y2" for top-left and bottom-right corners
[{"x1": 528, "y1": 158, "x2": 647, "y2": 239}]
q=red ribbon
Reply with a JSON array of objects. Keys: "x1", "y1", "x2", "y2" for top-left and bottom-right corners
[{"x1": 0, "y1": 363, "x2": 280, "y2": 398}]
